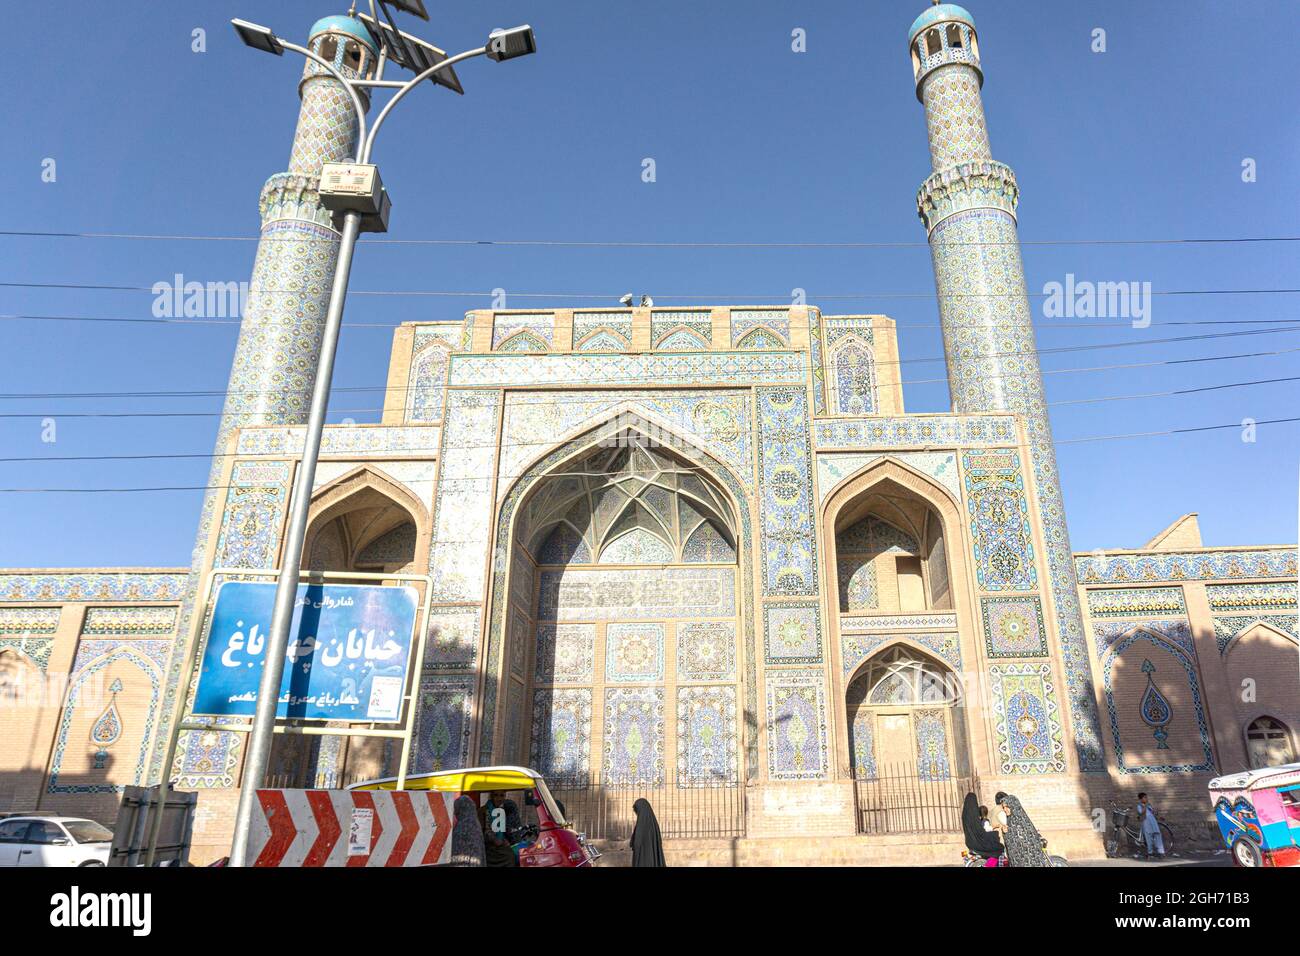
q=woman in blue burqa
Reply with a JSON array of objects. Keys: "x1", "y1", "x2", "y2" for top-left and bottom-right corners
[
  {"x1": 997, "y1": 792, "x2": 1050, "y2": 867},
  {"x1": 961, "y1": 792, "x2": 1004, "y2": 862}
]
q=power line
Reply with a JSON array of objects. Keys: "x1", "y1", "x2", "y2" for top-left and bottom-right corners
[
  {"x1": 4, "y1": 310, "x2": 1300, "y2": 332},
  {"x1": 2, "y1": 228, "x2": 1298, "y2": 248},
  {"x1": 1, "y1": 343, "x2": 1297, "y2": 413},
  {"x1": 2, "y1": 412, "x2": 1296, "y2": 493},
  {"x1": 3, "y1": 279, "x2": 1299, "y2": 300},
  {"x1": 0, "y1": 372, "x2": 1295, "y2": 464},
  {"x1": 1, "y1": 327, "x2": 1298, "y2": 407}
]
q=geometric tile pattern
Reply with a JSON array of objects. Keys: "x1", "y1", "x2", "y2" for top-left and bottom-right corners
[
  {"x1": 963, "y1": 450, "x2": 1036, "y2": 592},
  {"x1": 605, "y1": 622, "x2": 665, "y2": 683},
  {"x1": 763, "y1": 603, "x2": 822, "y2": 664},
  {"x1": 1086, "y1": 586, "x2": 1187, "y2": 619},
  {"x1": 1076, "y1": 549, "x2": 1297, "y2": 585},
  {"x1": 534, "y1": 623, "x2": 595, "y2": 683},
  {"x1": 981, "y1": 596, "x2": 1049, "y2": 658},
  {"x1": 603, "y1": 687, "x2": 664, "y2": 786},
  {"x1": 675, "y1": 622, "x2": 736, "y2": 681},
  {"x1": 765, "y1": 670, "x2": 828, "y2": 779},
  {"x1": 756, "y1": 387, "x2": 818, "y2": 596},
  {"x1": 676, "y1": 685, "x2": 737, "y2": 785},
  {"x1": 989, "y1": 663, "x2": 1066, "y2": 775}
]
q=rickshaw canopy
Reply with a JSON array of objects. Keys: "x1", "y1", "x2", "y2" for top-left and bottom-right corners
[
  {"x1": 348, "y1": 765, "x2": 543, "y2": 794},
  {"x1": 1208, "y1": 762, "x2": 1300, "y2": 794}
]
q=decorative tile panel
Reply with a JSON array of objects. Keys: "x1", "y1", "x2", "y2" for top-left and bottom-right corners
[
  {"x1": 763, "y1": 603, "x2": 823, "y2": 664},
  {"x1": 451, "y1": 350, "x2": 803, "y2": 388},
  {"x1": 818, "y1": 451, "x2": 960, "y2": 503},
  {"x1": 531, "y1": 688, "x2": 591, "y2": 783},
  {"x1": 812, "y1": 415, "x2": 1017, "y2": 450},
  {"x1": 1086, "y1": 587, "x2": 1187, "y2": 619},
  {"x1": 605, "y1": 622, "x2": 665, "y2": 682},
  {"x1": 1205, "y1": 582, "x2": 1298, "y2": 614},
  {"x1": 538, "y1": 567, "x2": 735, "y2": 621},
  {"x1": 757, "y1": 387, "x2": 818, "y2": 596},
  {"x1": 534, "y1": 623, "x2": 595, "y2": 683},
  {"x1": 841, "y1": 632, "x2": 961, "y2": 676},
  {"x1": 677, "y1": 685, "x2": 737, "y2": 784},
  {"x1": 428, "y1": 390, "x2": 501, "y2": 601},
  {"x1": 423, "y1": 607, "x2": 481, "y2": 671},
  {"x1": 989, "y1": 663, "x2": 1066, "y2": 774},
  {"x1": 675, "y1": 621, "x2": 736, "y2": 681},
  {"x1": 981, "y1": 596, "x2": 1049, "y2": 658},
  {"x1": 1, "y1": 573, "x2": 187, "y2": 604},
  {"x1": 1076, "y1": 549, "x2": 1297, "y2": 585},
  {"x1": 963, "y1": 449, "x2": 1036, "y2": 591},
  {"x1": 603, "y1": 687, "x2": 664, "y2": 786},
  {"x1": 766, "y1": 670, "x2": 828, "y2": 780},
  {"x1": 412, "y1": 675, "x2": 474, "y2": 773}
]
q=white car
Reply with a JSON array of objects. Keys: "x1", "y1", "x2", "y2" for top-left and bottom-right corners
[{"x1": 0, "y1": 816, "x2": 113, "y2": 866}]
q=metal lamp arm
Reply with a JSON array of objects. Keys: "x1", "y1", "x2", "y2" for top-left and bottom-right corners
[
  {"x1": 278, "y1": 39, "x2": 370, "y2": 160},
  {"x1": 360, "y1": 46, "x2": 487, "y2": 162}
]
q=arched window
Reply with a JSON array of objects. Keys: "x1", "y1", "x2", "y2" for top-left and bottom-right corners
[
  {"x1": 925, "y1": 29, "x2": 942, "y2": 57},
  {"x1": 945, "y1": 24, "x2": 964, "y2": 49},
  {"x1": 1247, "y1": 716, "x2": 1295, "y2": 769},
  {"x1": 858, "y1": 646, "x2": 961, "y2": 705}
]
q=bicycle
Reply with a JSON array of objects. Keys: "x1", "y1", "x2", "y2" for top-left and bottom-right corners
[{"x1": 1105, "y1": 805, "x2": 1175, "y2": 859}]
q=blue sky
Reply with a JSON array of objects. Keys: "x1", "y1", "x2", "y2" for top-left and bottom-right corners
[{"x1": 1, "y1": 0, "x2": 1296, "y2": 567}]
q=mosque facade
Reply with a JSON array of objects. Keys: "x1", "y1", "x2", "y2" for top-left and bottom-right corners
[{"x1": 0, "y1": 5, "x2": 1295, "y2": 864}]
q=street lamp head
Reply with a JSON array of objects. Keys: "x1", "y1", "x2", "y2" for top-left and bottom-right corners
[
  {"x1": 486, "y1": 25, "x2": 537, "y2": 62},
  {"x1": 231, "y1": 19, "x2": 283, "y2": 55}
]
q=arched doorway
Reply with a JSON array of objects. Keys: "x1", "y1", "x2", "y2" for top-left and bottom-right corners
[
  {"x1": 484, "y1": 419, "x2": 754, "y2": 839},
  {"x1": 846, "y1": 644, "x2": 967, "y2": 780},
  {"x1": 267, "y1": 468, "x2": 427, "y2": 787},
  {"x1": 822, "y1": 459, "x2": 983, "y2": 834}
]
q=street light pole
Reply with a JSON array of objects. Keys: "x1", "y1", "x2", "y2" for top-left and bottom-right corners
[{"x1": 222, "y1": 18, "x2": 535, "y2": 868}]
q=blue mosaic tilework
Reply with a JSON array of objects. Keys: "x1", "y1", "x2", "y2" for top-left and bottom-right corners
[
  {"x1": 1076, "y1": 550, "x2": 1297, "y2": 585},
  {"x1": 763, "y1": 603, "x2": 823, "y2": 664},
  {"x1": 989, "y1": 663, "x2": 1066, "y2": 775},
  {"x1": 530, "y1": 688, "x2": 591, "y2": 783},
  {"x1": 963, "y1": 450, "x2": 1036, "y2": 592},
  {"x1": 676, "y1": 685, "x2": 737, "y2": 785},
  {"x1": 1095, "y1": 625, "x2": 1215, "y2": 774},
  {"x1": 765, "y1": 670, "x2": 828, "y2": 779},
  {"x1": 1086, "y1": 587, "x2": 1187, "y2": 619},
  {"x1": 812, "y1": 415, "x2": 1017, "y2": 450},
  {"x1": 981, "y1": 596, "x2": 1049, "y2": 658},
  {"x1": 605, "y1": 622, "x2": 665, "y2": 683},
  {"x1": 603, "y1": 687, "x2": 664, "y2": 786},
  {"x1": 756, "y1": 387, "x2": 818, "y2": 596}
]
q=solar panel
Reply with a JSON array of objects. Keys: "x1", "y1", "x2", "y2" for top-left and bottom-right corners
[
  {"x1": 357, "y1": 11, "x2": 463, "y2": 94},
  {"x1": 383, "y1": 0, "x2": 429, "y2": 21}
]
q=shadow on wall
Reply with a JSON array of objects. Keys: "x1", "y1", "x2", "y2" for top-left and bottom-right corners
[{"x1": 0, "y1": 756, "x2": 122, "y2": 828}]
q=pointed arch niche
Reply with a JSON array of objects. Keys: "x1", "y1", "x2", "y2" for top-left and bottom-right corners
[
  {"x1": 485, "y1": 416, "x2": 756, "y2": 786},
  {"x1": 821, "y1": 457, "x2": 989, "y2": 780},
  {"x1": 265, "y1": 466, "x2": 430, "y2": 788}
]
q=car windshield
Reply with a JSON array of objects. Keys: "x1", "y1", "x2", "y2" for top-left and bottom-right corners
[{"x1": 63, "y1": 820, "x2": 113, "y2": 844}]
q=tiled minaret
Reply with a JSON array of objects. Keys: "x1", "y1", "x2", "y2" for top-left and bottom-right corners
[
  {"x1": 909, "y1": 3, "x2": 1105, "y2": 770},
  {"x1": 149, "y1": 16, "x2": 377, "y2": 778}
]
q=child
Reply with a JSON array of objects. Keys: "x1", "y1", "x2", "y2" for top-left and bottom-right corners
[{"x1": 979, "y1": 805, "x2": 993, "y2": 833}]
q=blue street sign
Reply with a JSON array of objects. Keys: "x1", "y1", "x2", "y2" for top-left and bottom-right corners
[{"x1": 193, "y1": 581, "x2": 419, "y2": 722}]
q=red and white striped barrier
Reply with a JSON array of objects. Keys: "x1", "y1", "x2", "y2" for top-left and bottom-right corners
[{"x1": 249, "y1": 788, "x2": 454, "y2": 867}]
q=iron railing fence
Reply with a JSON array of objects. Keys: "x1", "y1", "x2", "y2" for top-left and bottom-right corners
[
  {"x1": 547, "y1": 777, "x2": 746, "y2": 842},
  {"x1": 849, "y1": 763, "x2": 977, "y2": 835}
]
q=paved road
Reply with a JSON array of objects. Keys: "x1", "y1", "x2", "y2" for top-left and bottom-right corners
[{"x1": 1072, "y1": 851, "x2": 1231, "y2": 867}]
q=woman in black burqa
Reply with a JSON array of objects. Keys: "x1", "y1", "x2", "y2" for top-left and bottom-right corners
[
  {"x1": 629, "y1": 798, "x2": 666, "y2": 867},
  {"x1": 961, "y1": 792, "x2": 1004, "y2": 860}
]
